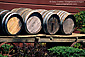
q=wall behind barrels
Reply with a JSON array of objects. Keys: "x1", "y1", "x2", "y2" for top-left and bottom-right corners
[{"x1": 0, "y1": 0, "x2": 85, "y2": 14}]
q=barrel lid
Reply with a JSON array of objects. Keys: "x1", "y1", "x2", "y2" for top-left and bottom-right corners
[
  {"x1": 63, "y1": 18, "x2": 74, "y2": 34},
  {"x1": 2, "y1": 12, "x2": 23, "y2": 35},
  {"x1": 24, "y1": 10, "x2": 42, "y2": 34},
  {"x1": 43, "y1": 12, "x2": 60, "y2": 34},
  {"x1": 26, "y1": 16, "x2": 42, "y2": 34}
]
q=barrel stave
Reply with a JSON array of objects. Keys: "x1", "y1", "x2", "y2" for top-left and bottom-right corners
[
  {"x1": 35, "y1": 9, "x2": 60, "y2": 34},
  {"x1": 0, "y1": 9, "x2": 23, "y2": 35},
  {"x1": 49, "y1": 10, "x2": 75, "y2": 34},
  {"x1": 11, "y1": 8, "x2": 42, "y2": 34}
]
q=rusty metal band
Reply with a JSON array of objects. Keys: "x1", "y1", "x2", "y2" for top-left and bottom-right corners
[
  {"x1": 11, "y1": 8, "x2": 20, "y2": 13},
  {"x1": 0, "y1": 10, "x2": 9, "y2": 15},
  {"x1": 23, "y1": 10, "x2": 32, "y2": 21},
  {"x1": 42, "y1": 11, "x2": 49, "y2": 18},
  {"x1": 60, "y1": 12, "x2": 67, "y2": 22},
  {"x1": 20, "y1": 9, "x2": 32, "y2": 16},
  {"x1": 2, "y1": 12, "x2": 12, "y2": 26},
  {"x1": 56, "y1": 11, "x2": 62, "y2": 16},
  {"x1": 60, "y1": 12, "x2": 67, "y2": 21},
  {"x1": 61, "y1": 13, "x2": 69, "y2": 24},
  {"x1": 43, "y1": 12, "x2": 53, "y2": 25},
  {"x1": 15, "y1": 8, "x2": 25, "y2": 14},
  {"x1": 40, "y1": 10, "x2": 47, "y2": 15}
]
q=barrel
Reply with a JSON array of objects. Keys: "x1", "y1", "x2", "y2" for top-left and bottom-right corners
[
  {"x1": 11, "y1": 8, "x2": 32, "y2": 15},
  {"x1": 49, "y1": 10, "x2": 76, "y2": 34},
  {"x1": 0, "y1": 9, "x2": 23, "y2": 35},
  {"x1": 11, "y1": 8, "x2": 42, "y2": 34},
  {"x1": 35, "y1": 9, "x2": 60, "y2": 34}
]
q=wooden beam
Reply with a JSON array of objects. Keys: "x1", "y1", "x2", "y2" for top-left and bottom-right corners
[
  {"x1": 0, "y1": 33, "x2": 85, "y2": 38},
  {"x1": 0, "y1": 33, "x2": 84, "y2": 42},
  {"x1": 0, "y1": 38, "x2": 35, "y2": 42},
  {"x1": 0, "y1": 0, "x2": 84, "y2": 7},
  {"x1": 0, "y1": 2, "x2": 85, "y2": 13}
]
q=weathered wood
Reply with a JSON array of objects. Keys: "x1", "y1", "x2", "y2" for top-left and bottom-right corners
[
  {"x1": 35, "y1": 9, "x2": 60, "y2": 34},
  {"x1": 0, "y1": 37, "x2": 85, "y2": 42},
  {"x1": 11, "y1": 8, "x2": 19, "y2": 13},
  {"x1": 49, "y1": 10, "x2": 75, "y2": 34},
  {"x1": 11, "y1": 8, "x2": 42, "y2": 34},
  {"x1": 38, "y1": 38, "x2": 85, "y2": 42},
  {"x1": 7, "y1": 17, "x2": 22, "y2": 34},
  {"x1": 0, "y1": 33, "x2": 84, "y2": 38},
  {"x1": 27, "y1": 16, "x2": 41, "y2": 34},
  {"x1": 0, "y1": 33, "x2": 84, "y2": 42},
  {"x1": 4, "y1": 13, "x2": 23, "y2": 35},
  {"x1": 63, "y1": 18, "x2": 74, "y2": 34},
  {"x1": 0, "y1": 10, "x2": 9, "y2": 17},
  {"x1": 11, "y1": 8, "x2": 32, "y2": 16},
  {"x1": 0, "y1": 38, "x2": 35, "y2": 42},
  {"x1": 45, "y1": 33, "x2": 85, "y2": 37},
  {"x1": 49, "y1": 10, "x2": 71, "y2": 24},
  {"x1": 0, "y1": 10, "x2": 23, "y2": 35},
  {"x1": 0, "y1": 2, "x2": 85, "y2": 13},
  {"x1": 47, "y1": 15, "x2": 60, "y2": 34}
]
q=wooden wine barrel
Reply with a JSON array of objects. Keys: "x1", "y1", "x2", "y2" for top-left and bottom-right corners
[
  {"x1": 11, "y1": 8, "x2": 32, "y2": 16},
  {"x1": 11, "y1": 8, "x2": 42, "y2": 34},
  {"x1": 0, "y1": 9, "x2": 23, "y2": 35},
  {"x1": 49, "y1": 10, "x2": 76, "y2": 34},
  {"x1": 35, "y1": 9, "x2": 60, "y2": 34}
]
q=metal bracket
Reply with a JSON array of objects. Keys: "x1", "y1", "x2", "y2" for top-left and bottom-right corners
[
  {"x1": 75, "y1": 37, "x2": 78, "y2": 42},
  {"x1": 50, "y1": 36, "x2": 53, "y2": 40}
]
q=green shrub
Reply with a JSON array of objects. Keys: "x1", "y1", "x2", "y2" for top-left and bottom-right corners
[
  {"x1": 0, "y1": 54, "x2": 8, "y2": 57},
  {"x1": 1, "y1": 44, "x2": 13, "y2": 53},
  {"x1": 48, "y1": 46, "x2": 85, "y2": 57},
  {"x1": 74, "y1": 11, "x2": 85, "y2": 33}
]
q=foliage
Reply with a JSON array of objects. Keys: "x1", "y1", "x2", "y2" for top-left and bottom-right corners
[
  {"x1": 74, "y1": 10, "x2": 85, "y2": 33},
  {"x1": 0, "y1": 43, "x2": 48, "y2": 57},
  {"x1": 73, "y1": 43, "x2": 82, "y2": 48},
  {"x1": 1, "y1": 44, "x2": 13, "y2": 53},
  {"x1": 0, "y1": 44, "x2": 14, "y2": 57},
  {"x1": 48, "y1": 46, "x2": 85, "y2": 57},
  {"x1": 0, "y1": 54, "x2": 8, "y2": 57},
  {"x1": 27, "y1": 43, "x2": 47, "y2": 57}
]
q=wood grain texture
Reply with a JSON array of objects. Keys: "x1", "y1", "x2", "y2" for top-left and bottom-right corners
[
  {"x1": 49, "y1": 10, "x2": 75, "y2": 34},
  {"x1": 11, "y1": 8, "x2": 32, "y2": 16},
  {"x1": 17, "y1": 8, "x2": 32, "y2": 16},
  {"x1": 7, "y1": 17, "x2": 22, "y2": 34},
  {"x1": 0, "y1": 33, "x2": 84, "y2": 42},
  {"x1": 47, "y1": 15, "x2": 59, "y2": 34},
  {"x1": 49, "y1": 10, "x2": 70, "y2": 23},
  {"x1": 0, "y1": 38, "x2": 85, "y2": 42},
  {"x1": 63, "y1": 18, "x2": 74, "y2": 34},
  {"x1": 27, "y1": 16, "x2": 41, "y2": 34},
  {"x1": 0, "y1": 10, "x2": 22, "y2": 35},
  {"x1": 11, "y1": 8, "x2": 19, "y2": 13},
  {"x1": 35, "y1": 9, "x2": 60, "y2": 34},
  {"x1": 11, "y1": 8, "x2": 42, "y2": 34},
  {"x1": 0, "y1": 33, "x2": 84, "y2": 37},
  {"x1": 0, "y1": 2, "x2": 85, "y2": 13}
]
